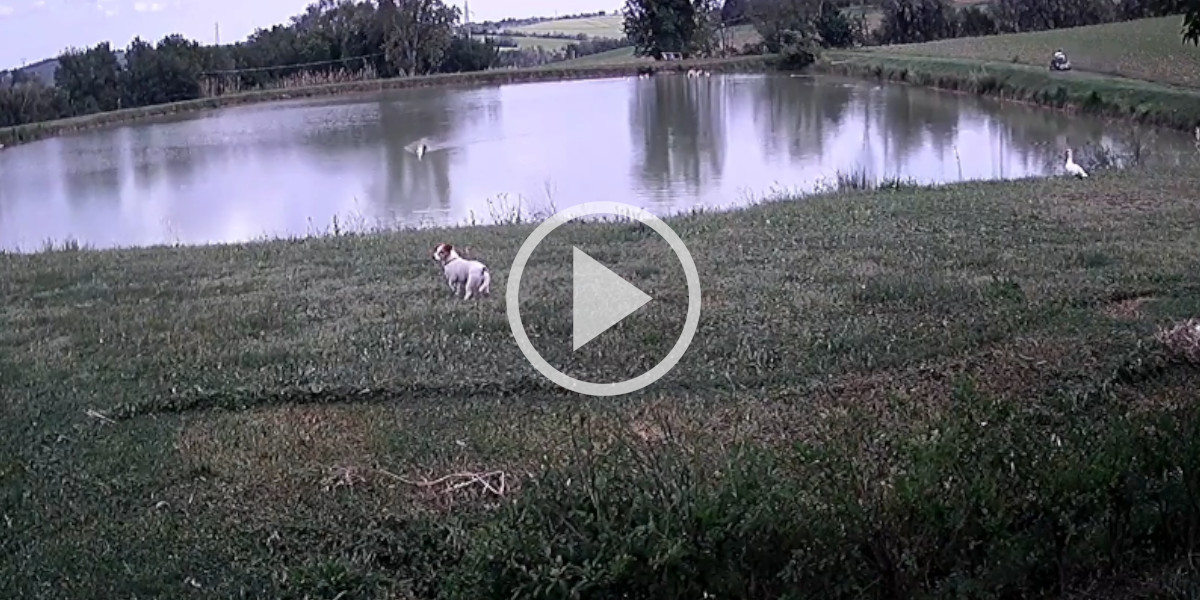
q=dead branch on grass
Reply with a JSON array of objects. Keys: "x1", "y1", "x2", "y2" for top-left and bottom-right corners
[
  {"x1": 376, "y1": 468, "x2": 510, "y2": 497},
  {"x1": 84, "y1": 408, "x2": 116, "y2": 423},
  {"x1": 321, "y1": 465, "x2": 366, "y2": 491}
]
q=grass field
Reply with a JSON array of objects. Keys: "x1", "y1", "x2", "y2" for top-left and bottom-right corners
[
  {"x1": 5, "y1": 161, "x2": 1200, "y2": 597},
  {"x1": 507, "y1": 14, "x2": 625, "y2": 38},
  {"x1": 820, "y1": 17, "x2": 1200, "y2": 133},
  {"x1": 876, "y1": 16, "x2": 1200, "y2": 88},
  {"x1": 8, "y1": 12, "x2": 1200, "y2": 598},
  {"x1": 473, "y1": 34, "x2": 577, "y2": 51}
]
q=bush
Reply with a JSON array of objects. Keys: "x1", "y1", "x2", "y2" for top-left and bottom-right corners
[
  {"x1": 778, "y1": 29, "x2": 822, "y2": 69},
  {"x1": 816, "y1": 9, "x2": 856, "y2": 48},
  {"x1": 957, "y1": 4, "x2": 998, "y2": 37}
]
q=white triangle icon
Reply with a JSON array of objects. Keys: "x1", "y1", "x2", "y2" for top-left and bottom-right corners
[{"x1": 572, "y1": 247, "x2": 653, "y2": 351}]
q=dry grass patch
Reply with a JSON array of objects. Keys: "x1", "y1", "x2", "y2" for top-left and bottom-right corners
[
  {"x1": 1157, "y1": 318, "x2": 1200, "y2": 365},
  {"x1": 176, "y1": 403, "x2": 387, "y2": 490},
  {"x1": 1103, "y1": 295, "x2": 1156, "y2": 320}
]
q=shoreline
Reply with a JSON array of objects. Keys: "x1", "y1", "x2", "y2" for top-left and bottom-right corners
[
  {"x1": 4, "y1": 47, "x2": 1198, "y2": 151},
  {"x1": 0, "y1": 55, "x2": 776, "y2": 148},
  {"x1": 815, "y1": 50, "x2": 1200, "y2": 132}
]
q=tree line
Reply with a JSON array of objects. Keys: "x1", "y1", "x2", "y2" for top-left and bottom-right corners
[{"x1": 0, "y1": 0, "x2": 623, "y2": 129}]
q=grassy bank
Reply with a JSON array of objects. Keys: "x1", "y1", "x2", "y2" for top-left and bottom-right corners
[
  {"x1": 818, "y1": 50, "x2": 1200, "y2": 132},
  {"x1": 816, "y1": 16, "x2": 1200, "y2": 133},
  {"x1": 4, "y1": 163, "x2": 1200, "y2": 597},
  {"x1": 874, "y1": 16, "x2": 1200, "y2": 88},
  {"x1": 0, "y1": 55, "x2": 774, "y2": 148}
]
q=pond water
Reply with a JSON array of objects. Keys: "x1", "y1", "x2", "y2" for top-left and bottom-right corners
[{"x1": 0, "y1": 73, "x2": 1195, "y2": 252}]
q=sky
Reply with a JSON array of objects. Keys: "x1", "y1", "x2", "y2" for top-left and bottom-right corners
[{"x1": 0, "y1": 0, "x2": 618, "y2": 70}]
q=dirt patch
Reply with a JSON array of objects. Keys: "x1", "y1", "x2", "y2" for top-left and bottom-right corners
[
  {"x1": 1102, "y1": 295, "x2": 1155, "y2": 320},
  {"x1": 1156, "y1": 318, "x2": 1200, "y2": 364},
  {"x1": 174, "y1": 403, "x2": 389, "y2": 504}
]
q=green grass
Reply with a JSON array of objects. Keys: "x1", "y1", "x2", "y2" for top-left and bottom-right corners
[
  {"x1": 474, "y1": 34, "x2": 577, "y2": 51},
  {"x1": 819, "y1": 45, "x2": 1200, "y2": 132},
  {"x1": 557, "y1": 45, "x2": 640, "y2": 66},
  {"x1": 876, "y1": 15, "x2": 1200, "y2": 88},
  {"x1": 508, "y1": 14, "x2": 625, "y2": 38},
  {"x1": 5, "y1": 162, "x2": 1200, "y2": 597}
]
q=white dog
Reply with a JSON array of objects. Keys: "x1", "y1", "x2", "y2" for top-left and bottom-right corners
[{"x1": 433, "y1": 243, "x2": 491, "y2": 300}]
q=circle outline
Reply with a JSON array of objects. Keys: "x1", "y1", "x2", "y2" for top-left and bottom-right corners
[{"x1": 506, "y1": 201, "x2": 702, "y2": 397}]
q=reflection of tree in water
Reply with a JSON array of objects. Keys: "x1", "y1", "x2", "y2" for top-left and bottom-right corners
[
  {"x1": 629, "y1": 75, "x2": 726, "y2": 203},
  {"x1": 371, "y1": 88, "x2": 480, "y2": 223},
  {"x1": 750, "y1": 75, "x2": 853, "y2": 163},
  {"x1": 975, "y1": 101, "x2": 1110, "y2": 174},
  {"x1": 57, "y1": 131, "x2": 128, "y2": 210}
]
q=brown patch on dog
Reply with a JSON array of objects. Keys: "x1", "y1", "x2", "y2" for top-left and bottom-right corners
[{"x1": 1102, "y1": 296, "x2": 1155, "y2": 321}]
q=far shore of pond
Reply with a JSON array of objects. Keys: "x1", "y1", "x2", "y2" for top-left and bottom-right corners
[
  {"x1": 0, "y1": 55, "x2": 777, "y2": 148},
  {"x1": 6, "y1": 43, "x2": 1200, "y2": 150}
]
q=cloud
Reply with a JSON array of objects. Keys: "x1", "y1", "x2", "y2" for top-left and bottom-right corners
[
  {"x1": 133, "y1": 1, "x2": 164, "y2": 11},
  {"x1": 0, "y1": 4, "x2": 14, "y2": 16}
]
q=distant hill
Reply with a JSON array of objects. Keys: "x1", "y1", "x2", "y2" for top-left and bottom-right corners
[{"x1": 5, "y1": 50, "x2": 127, "y2": 87}]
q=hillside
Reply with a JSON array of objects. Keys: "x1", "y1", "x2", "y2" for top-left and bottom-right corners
[
  {"x1": 872, "y1": 15, "x2": 1200, "y2": 88},
  {"x1": 7, "y1": 51, "x2": 128, "y2": 87}
]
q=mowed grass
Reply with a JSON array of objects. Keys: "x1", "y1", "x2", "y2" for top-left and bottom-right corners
[
  {"x1": 4, "y1": 163, "x2": 1200, "y2": 597},
  {"x1": 474, "y1": 34, "x2": 577, "y2": 51},
  {"x1": 507, "y1": 14, "x2": 625, "y2": 38},
  {"x1": 876, "y1": 16, "x2": 1200, "y2": 88}
]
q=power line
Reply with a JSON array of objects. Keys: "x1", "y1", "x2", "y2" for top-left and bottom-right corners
[{"x1": 199, "y1": 52, "x2": 386, "y2": 76}]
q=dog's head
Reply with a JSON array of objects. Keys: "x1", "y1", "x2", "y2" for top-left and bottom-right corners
[{"x1": 433, "y1": 243, "x2": 456, "y2": 264}]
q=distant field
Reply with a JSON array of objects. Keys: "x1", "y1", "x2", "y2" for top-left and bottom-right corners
[
  {"x1": 872, "y1": 16, "x2": 1200, "y2": 88},
  {"x1": 550, "y1": 23, "x2": 763, "y2": 66},
  {"x1": 557, "y1": 46, "x2": 641, "y2": 66},
  {"x1": 508, "y1": 14, "x2": 625, "y2": 38},
  {"x1": 475, "y1": 34, "x2": 576, "y2": 51}
]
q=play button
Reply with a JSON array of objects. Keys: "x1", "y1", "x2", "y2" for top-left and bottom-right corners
[
  {"x1": 506, "y1": 201, "x2": 703, "y2": 397},
  {"x1": 572, "y1": 247, "x2": 653, "y2": 351}
]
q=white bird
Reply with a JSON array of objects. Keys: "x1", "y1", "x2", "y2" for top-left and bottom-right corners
[
  {"x1": 406, "y1": 137, "x2": 433, "y2": 161},
  {"x1": 1064, "y1": 148, "x2": 1087, "y2": 178}
]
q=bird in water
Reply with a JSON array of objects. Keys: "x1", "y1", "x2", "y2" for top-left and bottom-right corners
[
  {"x1": 1063, "y1": 148, "x2": 1087, "y2": 178},
  {"x1": 407, "y1": 137, "x2": 432, "y2": 161}
]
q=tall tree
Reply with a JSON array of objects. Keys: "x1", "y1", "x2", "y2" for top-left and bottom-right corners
[
  {"x1": 1183, "y1": 0, "x2": 1200, "y2": 43},
  {"x1": 749, "y1": 0, "x2": 821, "y2": 52},
  {"x1": 384, "y1": 0, "x2": 460, "y2": 76},
  {"x1": 878, "y1": 0, "x2": 955, "y2": 43},
  {"x1": 721, "y1": 0, "x2": 750, "y2": 23},
  {"x1": 54, "y1": 42, "x2": 123, "y2": 114},
  {"x1": 622, "y1": 0, "x2": 717, "y2": 58}
]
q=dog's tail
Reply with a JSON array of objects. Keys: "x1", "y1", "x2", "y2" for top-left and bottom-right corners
[{"x1": 479, "y1": 267, "x2": 491, "y2": 297}]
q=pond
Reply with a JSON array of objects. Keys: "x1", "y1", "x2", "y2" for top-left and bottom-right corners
[{"x1": 0, "y1": 72, "x2": 1195, "y2": 252}]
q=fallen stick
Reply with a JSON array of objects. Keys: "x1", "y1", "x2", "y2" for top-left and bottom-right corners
[{"x1": 376, "y1": 468, "x2": 509, "y2": 496}]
